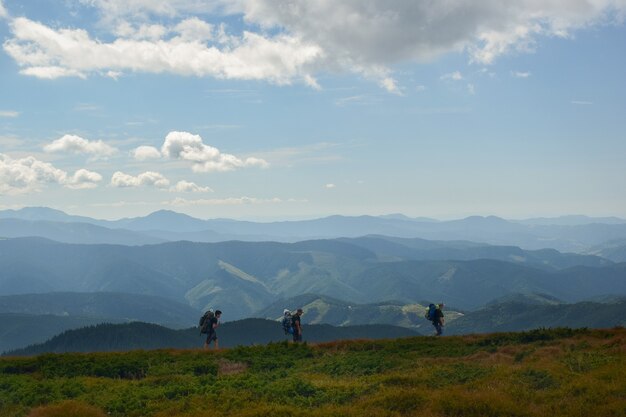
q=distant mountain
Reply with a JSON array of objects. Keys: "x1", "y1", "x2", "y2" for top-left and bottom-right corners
[
  {"x1": 0, "y1": 219, "x2": 163, "y2": 245},
  {"x1": 3, "y1": 207, "x2": 626, "y2": 251},
  {"x1": 447, "y1": 299, "x2": 626, "y2": 335},
  {"x1": 484, "y1": 292, "x2": 563, "y2": 306},
  {"x1": 0, "y1": 292, "x2": 200, "y2": 328},
  {"x1": 6, "y1": 319, "x2": 418, "y2": 355},
  {"x1": 339, "y1": 235, "x2": 612, "y2": 269},
  {"x1": 1, "y1": 238, "x2": 624, "y2": 318},
  {"x1": 587, "y1": 239, "x2": 626, "y2": 263},
  {"x1": 517, "y1": 215, "x2": 626, "y2": 226}
]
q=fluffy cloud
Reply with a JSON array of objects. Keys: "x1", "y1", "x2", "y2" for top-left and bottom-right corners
[
  {"x1": 0, "y1": 1, "x2": 7, "y2": 19},
  {"x1": 110, "y1": 171, "x2": 170, "y2": 188},
  {"x1": 4, "y1": 17, "x2": 322, "y2": 85},
  {"x1": 0, "y1": 110, "x2": 19, "y2": 117},
  {"x1": 65, "y1": 169, "x2": 103, "y2": 189},
  {"x1": 161, "y1": 131, "x2": 269, "y2": 172},
  {"x1": 44, "y1": 134, "x2": 117, "y2": 158},
  {"x1": 0, "y1": 153, "x2": 101, "y2": 194},
  {"x1": 4, "y1": 1, "x2": 625, "y2": 90},
  {"x1": 171, "y1": 180, "x2": 213, "y2": 193},
  {"x1": 131, "y1": 145, "x2": 161, "y2": 161}
]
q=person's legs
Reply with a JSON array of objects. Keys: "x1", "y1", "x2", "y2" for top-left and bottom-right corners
[{"x1": 433, "y1": 322, "x2": 442, "y2": 336}]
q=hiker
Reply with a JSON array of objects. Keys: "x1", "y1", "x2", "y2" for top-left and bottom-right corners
[
  {"x1": 432, "y1": 303, "x2": 445, "y2": 336},
  {"x1": 291, "y1": 308, "x2": 303, "y2": 342},
  {"x1": 282, "y1": 309, "x2": 294, "y2": 336},
  {"x1": 203, "y1": 310, "x2": 222, "y2": 350}
]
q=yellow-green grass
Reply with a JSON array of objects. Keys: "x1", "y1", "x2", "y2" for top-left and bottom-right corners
[{"x1": 0, "y1": 327, "x2": 624, "y2": 417}]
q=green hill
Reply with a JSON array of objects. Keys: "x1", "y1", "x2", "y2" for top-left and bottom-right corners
[
  {"x1": 0, "y1": 328, "x2": 623, "y2": 417},
  {"x1": 447, "y1": 299, "x2": 626, "y2": 334},
  {"x1": 5, "y1": 319, "x2": 418, "y2": 356}
]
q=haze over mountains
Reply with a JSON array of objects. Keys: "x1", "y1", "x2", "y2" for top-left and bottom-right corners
[
  {"x1": 1, "y1": 206, "x2": 625, "y2": 353},
  {"x1": 2, "y1": 207, "x2": 626, "y2": 253}
]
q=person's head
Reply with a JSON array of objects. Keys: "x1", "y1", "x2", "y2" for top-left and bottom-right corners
[
  {"x1": 296, "y1": 308, "x2": 303, "y2": 316},
  {"x1": 283, "y1": 309, "x2": 290, "y2": 315},
  {"x1": 439, "y1": 303, "x2": 444, "y2": 309},
  {"x1": 215, "y1": 310, "x2": 222, "y2": 318}
]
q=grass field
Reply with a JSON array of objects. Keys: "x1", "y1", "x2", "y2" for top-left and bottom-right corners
[{"x1": 1, "y1": 327, "x2": 624, "y2": 417}]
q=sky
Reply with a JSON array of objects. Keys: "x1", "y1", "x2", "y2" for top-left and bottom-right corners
[{"x1": 0, "y1": 0, "x2": 625, "y2": 221}]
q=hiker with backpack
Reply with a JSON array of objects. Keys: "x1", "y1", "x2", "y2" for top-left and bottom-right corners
[
  {"x1": 425, "y1": 303, "x2": 445, "y2": 336},
  {"x1": 282, "y1": 309, "x2": 294, "y2": 336},
  {"x1": 200, "y1": 309, "x2": 222, "y2": 349},
  {"x1": 291, "y1": 308, "x2": 304, "y2": 342}
]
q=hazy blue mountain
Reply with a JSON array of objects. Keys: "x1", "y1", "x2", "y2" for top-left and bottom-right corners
[
  {"x1": 6, "y1": 319, "x2": 418, "y2": 355},
  {"x1": 346, "y1": 260, "x2": 626, "y2": 310},
  {"x1": 0, "y1": 219, "x2": 163, "y2": 245},
  {"x1": 517, "y1": 215, "x2": 626, "y2": 226},
  {"x1": 339, "y1": 235, "x2": 612, "y2": 269},
  {"x1": 0, "y1": 207, "x2": 97, "y2": 223},
  {"x1": 447, "y1": 299, "x2": 626, "y2": 335},
  {"x1": 1, "y1": 238, "x2": 624, "y2": 318},
  {"x1": 587, "y1": 239, "x2": 626, "y2": 263},
  {"x1": 3, "y1": 207, "x2": 626, "y2": 251},
  {"x1": 0, "y1": 292, "x2": 200, "y2": 328}
]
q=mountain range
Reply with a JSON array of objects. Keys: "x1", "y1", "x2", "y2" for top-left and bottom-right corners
[
  {"x1": 2, "y1": 207, "x2": 626, "y2": 252},
  {"x1": 1, "y1": 237, "x2": 624, "y2": 320}
]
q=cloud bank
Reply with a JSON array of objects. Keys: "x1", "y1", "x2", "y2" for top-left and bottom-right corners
[
  {"x1": 0, "y1": 153, "x2": 102, "y2": 194},
  {"x1": 3, "y1": 1, "x2": 624, "y2": 91}
]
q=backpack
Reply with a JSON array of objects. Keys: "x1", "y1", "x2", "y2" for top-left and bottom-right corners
[
  {"x1": 199, "y1": 310, "x2": 215, "y2": 334},
  {"x1": 425, "y1": 304, "x2": 437, "y2": 322},
  {"x1": 281, "y1": 311, "x2": 293, "y2": 335}
]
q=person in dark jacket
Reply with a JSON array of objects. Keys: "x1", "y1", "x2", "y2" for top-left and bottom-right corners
[
  {"x1": 433, "y1": 303, "x2": 445, "y2": 336},
  {"x1": 291, "y1": 308, "x2": 303, "y2": 342},
  {"x1": 204, "y1": 310, "x2": 222, "y2": 349}
]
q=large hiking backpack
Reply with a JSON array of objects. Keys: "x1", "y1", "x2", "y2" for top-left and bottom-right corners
[
  {"x1": 199, "y1": 310, "x2": 215, "y2": 334},
  {"x1": 282, "y1": 311, "x2": 293, "y2": 335},
  {"x1": 425, "y1": 304, "x2": 437, "y2": 322}
]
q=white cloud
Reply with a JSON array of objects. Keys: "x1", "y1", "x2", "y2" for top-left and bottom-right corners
[
  {"x1": 171, "y1": 180, "x2": 213, "y2": 193},
  {"x1": 325, "y1": 183, "x2": 336, "y2": 189},
  {"x1": 0, "y1": 153, "x2": 102, "y2": 194},
  {"x1": 467, "y1": 83, "x2": 475, "y2": 94},
  {"x1": 415, "y1": 85, "x2": 426, "y2": 92},
  {"x1": 0, "y1": 110, "x2": 19, "y2": 117},
  {"x1": 161, "y1": 131, "x2": 269, "y2": 172},
  {"x1": 0, "y1": 0, "x2": 7, "y2": 19},
  {"x1": 571, "y1": 100, "x2": 594, "y2": 105},
  {"x1": 4, "y1": 1, "x2": 624, "y2": 92},
  {"x1": 131, "y1": 145, "x2": 162, "y2": 161},
  {"x1": 441, "y1": 71, "x2": 463, "y2": 81},
  {"x1": 4, "y1": 17, "x2": 322, "y2": 86},
  {"x1": 512, "y1": 71, "x2": 532, "y2": 78},
  {"x1": 65, "y1": 169, "x2": 103, "y2": 189},
  {"x1": 110, "y1": 171, "x2": 170, "y2": 188},
  {"x1": 44, "y1": 134, "x2": 117, "y2": 158}
]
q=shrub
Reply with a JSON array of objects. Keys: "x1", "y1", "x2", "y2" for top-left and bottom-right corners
[{"x1": 27, "y1": 400, "x2": 106, "y2": 417}]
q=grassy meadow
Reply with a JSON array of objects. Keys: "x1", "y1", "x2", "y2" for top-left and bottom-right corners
[{"x1": 0, "y1": 327, "x2": 624, "y2": 417}]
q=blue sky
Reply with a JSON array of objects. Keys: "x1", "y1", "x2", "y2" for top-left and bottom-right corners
[{"x1": 0, "y1": 0, "x2": 625, "y2": 220}]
